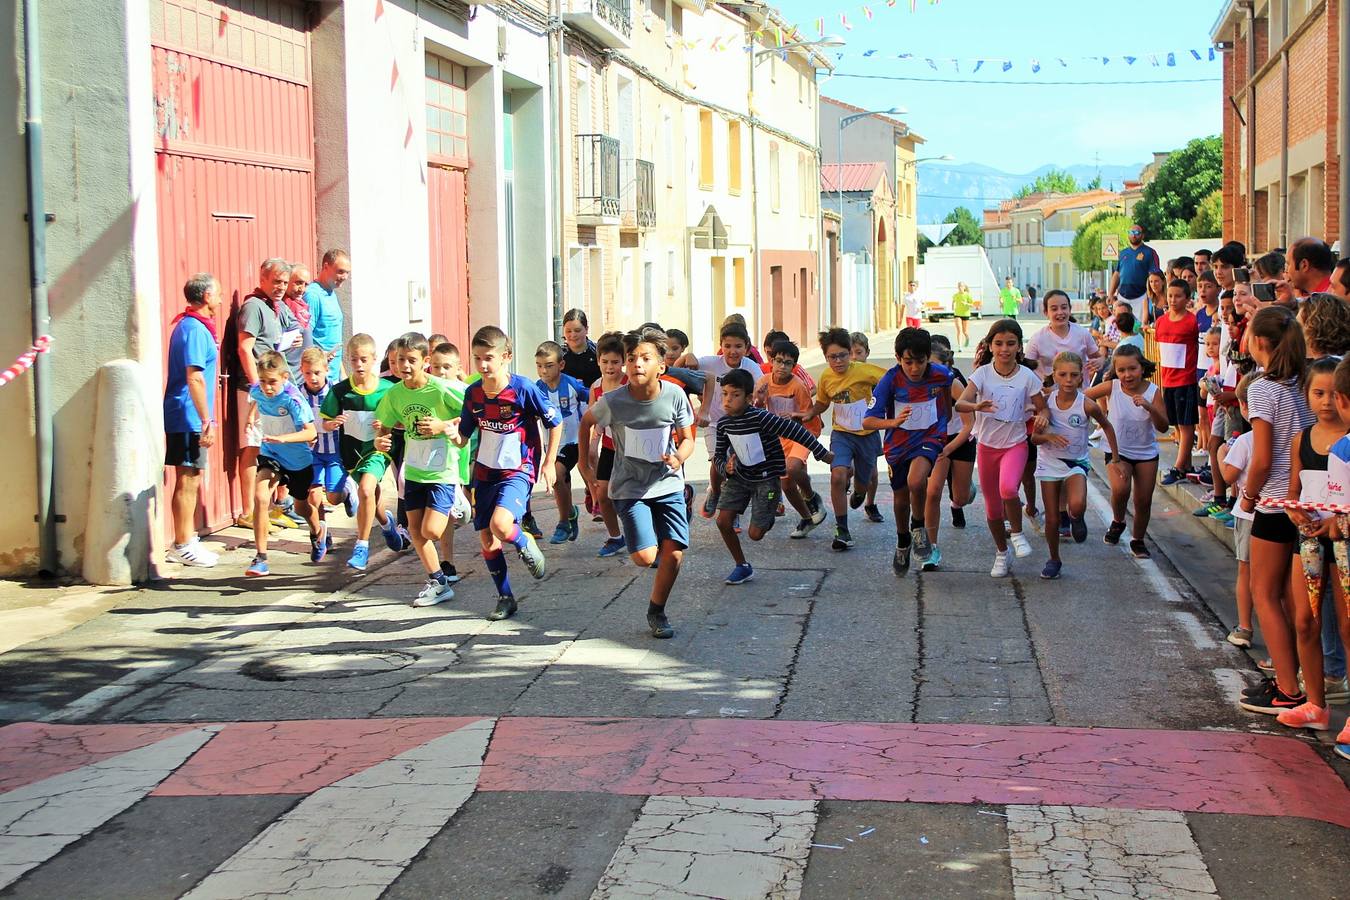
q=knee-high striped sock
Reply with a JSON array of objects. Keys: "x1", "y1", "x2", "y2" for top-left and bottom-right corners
[{"x1": 484, "y1": 548, "x2": 512, "y2": 597}]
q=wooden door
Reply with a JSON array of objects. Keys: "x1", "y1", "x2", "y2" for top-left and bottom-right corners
[{"x1": 427, "y1": 164, "x2": 470, "y2": 352}]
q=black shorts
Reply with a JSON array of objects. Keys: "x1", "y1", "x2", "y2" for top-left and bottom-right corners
[
  {"x1": 1251, "y1": 508, "x2": 1298, "y2": 544},
  {"x1": 596, "y1": 445, "x2": 615, "y2": 482},
  {"x1": 1106, "y1": 453, "x2": 1160, "y2": 467},
  {"x1": 944, "y1": 434, "x2": 977, "y2": 464},
  {"x1": 1163, "y1": 383, "x2": 1201, "y2": 427},
  {"x1": 558, "y1": 443, "x2": 579, "y2": 472},
  {"x1": 165, "y1": 431, "x2": 207, "y2": 469},
  {"x1": 257, "y1": 454, "x2": 313, "y2": 491}
]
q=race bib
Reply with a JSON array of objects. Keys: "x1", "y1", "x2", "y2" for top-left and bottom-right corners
[
  {"x1": 1159, "y1": 342, "x2": 1188, "y2": 369},
  {"x1": 899, "y1": 398, "x2": 938, "y2": 431},
  {"x1": 1328, "y1": 453, "x2": 1350, "y2": 504},
  {"x1": 477, "y1": 429, "x2": 522, "y2": 470},
  {"x1": 343, "y1": 410, "x2": 376, "y2": 441},
  {"x1": 1300, "y1": 470, "x2": 1330, "y2": 504},
  {"x1": 768, "y1": 396, "x2": 797, "y2": 417},
  {"x1": 1119, "y1": 418, "x2": 1156, "y2": 450},
  {"x1": 260, "y1": 412, "x2": 294, "y2": 438},
  {"x1": 561, "y1": 412, "x2": 580, "y2": 446},
  {"x1": 833, "y1": 399, "x2": 867, "y2": 431},
  {"x1": 626, "y1": 425, "x2": 671, "y2": 463},
  {"x1": 991, "y1": 385, "x2": 1025, "y2": 424},
  {"x1": 728, "y1": 432, "x2": 767, "y2": 466},
  {"x1": 406, "y1": 435, "x2": 449, "y2": 471},
  {"x1": 277, "y1": 329, "x2": 302, "y2": 352}
]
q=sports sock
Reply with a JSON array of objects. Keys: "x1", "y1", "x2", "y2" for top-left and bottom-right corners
[
  {"x1": 896, "y1": 531, "x2": 911, "y2": 548},
  {"x1": 355, "y1": 539, "x2": 369, "y2": 549},
  {"x1": 647, "y1": 601, "x2": 665, "y2": 617},
  {"x1": 484, "y1": 548, "x2": 512, "y2": 596},
  {"x1": 504, "y1": 524, "x2": 530, "y2": 551},
  {"x1": 835, "y1": 514, "x2": 848, "y2": 529}
]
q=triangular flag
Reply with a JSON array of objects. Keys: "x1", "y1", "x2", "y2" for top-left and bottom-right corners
[
  {"x1": 1148, "y1": 53, "x2": 1159, "y2": 66},
  {"x1": 1124, "y1": 56, "x2": 1137, "y2": 65},
  {"x1": 863, "y1": 49, "x2": 877, "y2": 57},
  {"x1": 862, "y1": 6, "x2": 873, "y2": 21},
  {"x1": 973, "y1": 59, "x2": 984, "y2": 73},
  {"x1": 390, "y1": 59, "x2": 400, "y2": 91},
  {"x1": 1166, "y1": 52, "x2": 1176, "y2": 66},
  {"x1": 1190, "y1": 49, "x2": 1202, "y2": 60},
  {"x1": 910, "y1": 0, "x2": 916, "y2": 10},
  {"x1": 1102, "y1": 56, "x2": 1110, "y2": 65},
  {"x1": 840, "y1": 12, "x2": 852, "y2": 29},
  {"x1": 775, "y1": 24, "x2": 782, "y2": 45},
  {"x1": 816, "y1": 17, "x2": 824, "y2": 35},
  {"x1": 1208, "y1": 47, "x2": 1216, "y2": 61},
  {"x1": 1031, "y1": 58, "x2": 1041, "y2": 73},
  {"x1": 779, "y1": 49, "x2": 788, "y2": 61},
  {"x1": 1002, "y1": 59, "x2": 1012, "y2": 72},
  {"x1": 1057, "y1": 57, "x2": 1067, "y2": 67},
  {"x1": 887, "y1": 0, "x2": 897, "y2": 6},
  {"x1": 404, "y1": 118, "x2": 414, "y2": 148},
  {"x1": 374, "y1": 0, "x2": 385, "y2": 20},
  {"x1": 926, "y1": 58, "x2": 938, "y2": 70},
  {"x1": 898, "y1": 52, "x2": 913, "y2": 59}
]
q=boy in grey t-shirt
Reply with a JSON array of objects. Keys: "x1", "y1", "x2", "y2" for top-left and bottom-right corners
[{"x1": 580, "y1": 327, "x2": 696, "y2": 639}]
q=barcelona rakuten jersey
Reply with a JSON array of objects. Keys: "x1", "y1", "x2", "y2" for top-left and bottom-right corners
[
  {"x1": 458, "y1": 373, "x2": 562, "y2": 483},
  {"x1": 866, "y1": 362, "x2": 954, "y2": 463}
]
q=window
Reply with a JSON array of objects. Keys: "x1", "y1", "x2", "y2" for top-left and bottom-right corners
[
  {"x1": 574, "y1": 62, "x2": 591, "y2": 133},
  {"x1": 728, "y1": 120, "x2": 742, "y2": 194},
  {"x1": 733, "y1": 257, "x2": 746, "y2": 309},
  {"x1": 699, "y1": 109, "x2": 714, "y2": 189},
  {"x1": 769, "y1": 142, "x2": 780, "y2": 212},
  {"x1": 425, "y1": 54, "x2": 468, "y2": 162}
]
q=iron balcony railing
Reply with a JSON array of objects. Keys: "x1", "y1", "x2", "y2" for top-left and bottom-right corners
[
  {"x1": 576, "y1": 134, "x2": 620, "y2": 221},
  {"x1": 621, "y1": 158, "x2": 656, "y2": 229},
  {"x1": 593, "y1": 0, "x2": 632, "y2": 39}
]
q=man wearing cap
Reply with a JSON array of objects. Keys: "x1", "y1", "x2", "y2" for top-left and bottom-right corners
[{"x1": 1108, "y1": 225, "x2": 1161, "y2": 324}]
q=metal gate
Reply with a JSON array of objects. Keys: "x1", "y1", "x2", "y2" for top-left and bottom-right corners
[{"x1": 152, "y1": 0, "x2": 316, "y2": 528}]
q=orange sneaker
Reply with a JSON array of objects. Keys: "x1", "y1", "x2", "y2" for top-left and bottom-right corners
[{"x1": 1276, "y1": 701, "x2": 1330, "y2": 731}]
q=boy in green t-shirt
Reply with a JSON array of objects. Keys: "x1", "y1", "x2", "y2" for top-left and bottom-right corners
[
  {"x1": 374, "y1": 332, "x2": 468, "y2": 608},
  {"x1": 319, "y1": 333, "x2": 405, "y2": 572}
]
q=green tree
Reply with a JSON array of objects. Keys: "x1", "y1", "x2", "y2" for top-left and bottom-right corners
[
  {"x1": 1014, "y1": 167, "x2": 1081, "y2": 199},
  {"x1": 944, "y1": 205, "x2": 984, "y2": 246},
  {"x1": 1188, "y1": 189, "x2": 1222, "y2": 238},
  {"x1": 1071, "y1": 212, "x2": 1131, "y2": 277},
  {"x1": 1133, "y1": 135, "x2": 1222, "y2": 240}
]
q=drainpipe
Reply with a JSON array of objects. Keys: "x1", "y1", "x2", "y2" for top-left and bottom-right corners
[
  {"x1": 23, "y1": 0, "x2": 56, "y2": 577},
  {"x1": 747, "y1": 24, "x2": 761, "y2": 334},
  {"x1": 1245, "y1": 5, "x2": 1257, "y2": 249},
  {"x1": 1339, "y1": 0, "x2": 1349, "y2": 248},
  {"x1": 1279, "y1": 46, "x2": 1290, "y2": 246},
  {"x1": 549, "y1": 0, "x2": 564, "y2": 338}
]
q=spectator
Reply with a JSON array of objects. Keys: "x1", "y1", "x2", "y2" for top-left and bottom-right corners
[
  {"x1": 1194, "y1": 248, "x2": 1212, "y2": 277},
  {"x1": 1211, "y1": 242, "x2": 1245, "y2": 293},
  {"x1": 164, "y1": 274, "x2": 221, "y2": 567},
  {"x1": 1108, "y1": 224, "x2": 1160, "y2": 324},
  {"x1": 1333, "y1": 258, "x2": 1350, "y2": 299},
  {"x1": 305, "y1": 249, "x2": 351, "y2": 382},
  {"x1": 1285, "y1": 237, "x2": 1337, "y2": 298},
  {"x1": 280, "y1": 264, "x2": 314, "y2": 373},
  {"x1": 234, "y1": 258, "x2": 295, "y2": 529}
]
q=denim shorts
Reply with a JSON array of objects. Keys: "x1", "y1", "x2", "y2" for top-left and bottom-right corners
[{"x1": 613, "y1": 491, "x2": 690, "y2": 554}]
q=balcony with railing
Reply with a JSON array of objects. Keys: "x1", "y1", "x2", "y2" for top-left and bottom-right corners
[
  {"x1": 620, "y1": 158, "x2": 655, "y2": 231},
  {"x1": 576, "y1": 134, "x2": 621, "y2": 227},
  {"x1": 561, "y1": 0, "x2": 632, "y2": 49}
]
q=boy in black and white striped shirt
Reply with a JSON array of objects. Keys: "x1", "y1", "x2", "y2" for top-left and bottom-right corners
[{"x1": 713, "y1": 369, "x2": 833, "y2": 584}]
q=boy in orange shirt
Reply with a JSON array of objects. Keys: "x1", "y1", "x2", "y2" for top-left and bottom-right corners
[{"x1": 755, "y1": 339, "x2": 827, "y2": 538}]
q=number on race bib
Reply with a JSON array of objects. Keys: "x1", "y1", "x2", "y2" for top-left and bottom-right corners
[
  {"x1": 477, "y1": 430, "x2": 523, "y2": 470},
  {"x1": 899, "y1": 398, "x2": 938, "y2": 431},
  {"x1": 406, "y1": 435, "x2": 449, "y2": 471},
  {"x1": 728, "y1": 432, "x2": 767, "y2": 466},
  {"x1": 626, "y1": 425, "x2": 671, "y2": 463}
]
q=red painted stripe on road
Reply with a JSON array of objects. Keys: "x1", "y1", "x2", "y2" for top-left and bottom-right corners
[
  {"x1": 152, "y1": 717, "x2": 482, "y2": 796},
  {"x1": 477, "y1": 718, "x2": 1350, "y2": 828},
  {"x1": 0, "y1": 722, "x2": 196, "y2": 792}
]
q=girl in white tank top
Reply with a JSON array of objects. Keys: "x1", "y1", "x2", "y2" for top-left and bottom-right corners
[
  {"x1": 1032, "y1": 353, "x2": 1119, "y2": 578},
  {"x1": 1085, "y1": 345, "x2": 1169, "y2": 558}
]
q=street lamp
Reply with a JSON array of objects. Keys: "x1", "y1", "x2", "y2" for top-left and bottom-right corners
[
  {"x1": 753, "y1": 34, "x2": 845, "y2": 60},
  {"x1": 901, "y1": 153, "x2": 955, "y2": 171},
  {"x1": 834, "y1": 107, "x2": 907, "y2": 232}
]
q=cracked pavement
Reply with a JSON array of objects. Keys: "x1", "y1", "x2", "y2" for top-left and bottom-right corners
[{"x1": 1, "y1": 439, "x2": 1348, "y2": 897}]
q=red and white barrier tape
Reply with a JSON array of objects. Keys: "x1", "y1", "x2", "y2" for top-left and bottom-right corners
[
  {"x1": 0, "y1": 336, "x2": 52, "y2": 387},
  {"x1": 1257, "y1": 497, "x2": 1350, "y2": 515}
]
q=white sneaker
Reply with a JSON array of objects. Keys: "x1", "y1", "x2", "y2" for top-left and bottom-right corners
[
  {"x1": 990, "y1": 551, "x2": 1010, "y2": 578},
  {"x1": 1009, "y1": 531, "x2": 1032, "y2": 558},
  {"x1": 412, "y1": 577, "x2": 455, "y2": 607},
  {"x1": 449, "y1": 489, "x2": 472, "y2": 530},
  {"x1": 168, "y1": 540, "x2": 217, "y2": 567}
]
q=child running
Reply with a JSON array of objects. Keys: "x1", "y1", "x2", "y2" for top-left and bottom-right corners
[
  {"x1": 534, "y1": 341, "x2": 587, "y2": 544},
  {"x1": 579, "y1": 327, "x2": 696, "y2": 638},
  {"x1": 579, "y1": 332, "x2": 628, "y2": 557},
  {"x1": 807, "y1": 328, "x2": 888, "y2": 551},
  {"x1": 954, "y1": 319, "x2": 1047, "y2": 577},
  {"x1": 1085, "y1": 345, "x2": 1168, "y2": 558},
  {"x1": 374, "y1": 333, "x2": 470, "y2": 607},
  {"x1": 453, "y1": 326, "x2": 562, "y2": 622},
  {"x1": 862, "y1": 328, "x2": 954, "y2": 575},
  {"x1": 244, "y1": 351, "x2": 318, "y2": 576},
  {"x1": 850, "y1": 331, "x2": 884, "y2": 523},
  {"x1": 298, "y1": 347, "x2": 340, "y2": 562},
  {"x1": 429, "y1": 342, "x2": 473, "y2": 580},
  {"x1": 1031, "y1": 352, "x2": 1119, "y2": 579},
  {"x1": 753, "y1": 339, "x2": 828, "y2": 538},
  {"x1": 714, "y1": 368, "x2": 832, "y2": 584},
  {"x1": 321, "y1": 333, "x2": 405, "y2": 571},
  {"x1": 922, "y1": 334, "x2": 975, "y2": 571}
]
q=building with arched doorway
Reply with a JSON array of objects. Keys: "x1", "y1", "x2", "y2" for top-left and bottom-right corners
[{"x1": 821, "y1": 162, "x2": 896, "y2": 331}]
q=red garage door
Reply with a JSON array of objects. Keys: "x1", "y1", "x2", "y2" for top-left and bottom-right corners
[{"x1": 152, "y1": 0, "x2": 316, "y2": 529}]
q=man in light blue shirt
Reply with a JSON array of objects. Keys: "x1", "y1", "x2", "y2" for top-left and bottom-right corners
[{"x1": 304, "y1": 249, "x2": 350, "y2": 382}]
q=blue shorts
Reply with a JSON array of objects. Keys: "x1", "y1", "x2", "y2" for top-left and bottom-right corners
[
  {"x1": 886, "y1": 445, "x2": 941, "y2": 489},
  {"x1": 473, "y1": 473, "x2": 533, "y2": 530},
  {"x1": 312, "y1": 453, "x2": 346, "y2": 492},
  {"x1": 405, "y1": 481, "x2": 458, "y2": 515},
  {"x1": 613, "y1": 491, "x2": 690, "y2": 554},
  {"x1": 830, "y1": 431, "x2": 882, "y2": 486}
]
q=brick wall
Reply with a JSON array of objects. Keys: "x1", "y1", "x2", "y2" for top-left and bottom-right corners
[
  {"x1": 1287, "y1": 17, "x2": 1328, "y2": 147},
  {"x1": 1223, "y1": 23, "x2": 1244, "y2": 242},
  {"x1": 1325, "y1": 0, "x2": 1341, "y2": 242}
]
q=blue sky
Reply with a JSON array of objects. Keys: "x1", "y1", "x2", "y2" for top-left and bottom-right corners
[{"x1": 776, "y1": 0, "x2": 1224, "y2": 174}]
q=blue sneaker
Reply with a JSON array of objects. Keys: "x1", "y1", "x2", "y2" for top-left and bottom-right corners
[
  {"x1": 549, "y1": 522, "x2": 570, "y2": 545},
  {"x1": 348, "y1": 543, "x2": 370, "y2": 572},
  {"x1": 598, "y1": 536, "x2": 626, "y2": 558},
  {"x1": 245, "y1": 555, "x2": 270, "y2": 577},
  {"x1": 1161, "y1": 467, "x2": 1189, "y2": 486},
  {"x1": 1040, "y1": 559, "x2": 1062, "y2": 580},
  {"x1": 380, "y1": 516, "x2": 402, "y2": 551},
  {"x1": 921, "y1": 545, "x2": 943, "y2": 572},
  {"x1": 310, "y1": 523, "x2": 330, "y2": 563},
  {"x1": 342, "y1": 477, "x2": 357, "y2": 518},
  {"x1": 725, "y1": 563, "x2": 755, "y2": 585},
  {"x1": 1336, "y1": 742, "x2": 1350, "y2": 762}
]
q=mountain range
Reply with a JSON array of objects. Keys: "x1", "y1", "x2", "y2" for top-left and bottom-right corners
[{"x1": 917, "y1": 162, "x2": 1147, "y2": 224}]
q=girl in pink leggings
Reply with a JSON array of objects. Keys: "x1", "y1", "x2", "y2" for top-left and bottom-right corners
[{"x1": 955, "y1": 319, "x2": 1047, "y2": 577}]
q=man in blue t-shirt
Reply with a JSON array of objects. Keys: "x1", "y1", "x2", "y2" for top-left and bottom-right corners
[
  {"x1": 1109, "y1": 225, "x2": 1161, "y2": 323},
  {"x1": 303, "y1": 249, "x2": 350, "y2": 382},
  {"x1": 164, "y1": 274, "x2": 222, "y2": 567}
]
